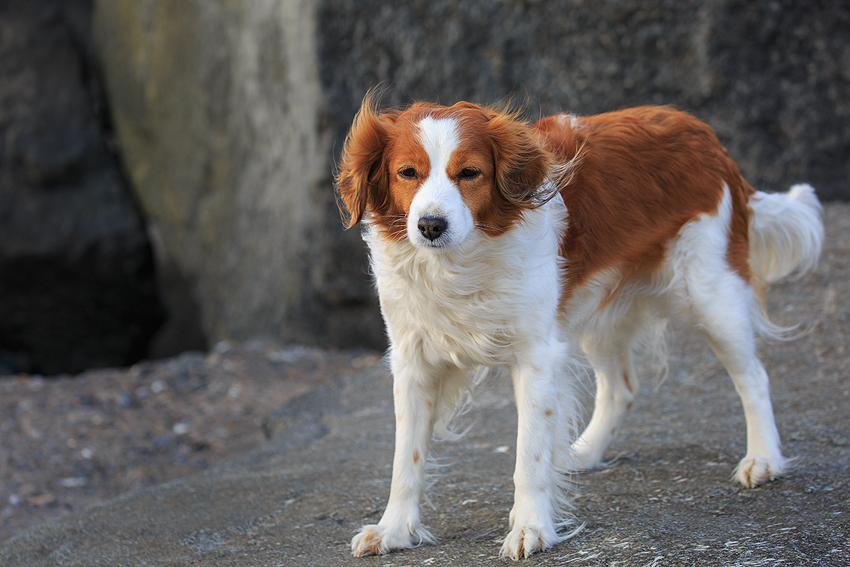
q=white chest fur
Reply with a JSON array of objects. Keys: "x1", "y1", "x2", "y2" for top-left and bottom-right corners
[{"x1": 364, "y1": 197, "x2": 568, "y2": 368}]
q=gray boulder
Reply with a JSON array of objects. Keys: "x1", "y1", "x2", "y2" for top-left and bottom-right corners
[
  {"x1": 93, "y1": 0, "x2": 383, "y2": 352},
  {"x1": 93, "y1": 0, "x2": 849, "y2": 350},
  {"x1": 0, "y1": 0, "x2": 163, "y2": 375}
]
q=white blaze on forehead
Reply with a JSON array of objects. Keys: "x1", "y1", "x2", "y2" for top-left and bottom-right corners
[
  {"x1": 407, "y1": 115, "x2": 474, "y2": 248},
  {"x1": 416, "y1": 116, "x2": 461, "y2": 173}
]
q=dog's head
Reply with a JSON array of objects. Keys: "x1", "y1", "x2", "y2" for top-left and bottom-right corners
[{"x1": 336, "y1": 94, "x2": 554, "y2": 249}]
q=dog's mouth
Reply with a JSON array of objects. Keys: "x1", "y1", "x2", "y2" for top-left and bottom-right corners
[{"x1": 411, "y1": 234, "x2": 453, "y2": 250}]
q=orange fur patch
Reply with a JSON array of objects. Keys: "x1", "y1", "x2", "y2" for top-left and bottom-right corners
[{"x1": 534, "y1": 107, "x2": 755, "y2": 304}]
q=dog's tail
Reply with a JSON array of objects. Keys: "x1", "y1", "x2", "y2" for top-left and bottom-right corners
[
  {"x1": 749, "y1": 183, "x2": 824, "y2": 284},
  {"x1": 747, "y1": 183, "x2": 824, "y2": 340}
]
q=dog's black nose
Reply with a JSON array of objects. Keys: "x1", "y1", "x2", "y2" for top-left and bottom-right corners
[{"x1": 417, "y1": 216, "x2": 448, "y2": 241}]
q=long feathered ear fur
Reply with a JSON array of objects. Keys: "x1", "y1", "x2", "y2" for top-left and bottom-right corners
[
  {"x1": 485, "y1": 107, "x2": 555, "y2": 207},
  {"x1": 335, "y1": 94, "x2": 393, "y2": 228}
]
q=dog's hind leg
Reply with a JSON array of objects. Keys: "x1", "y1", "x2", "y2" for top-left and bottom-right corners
[
  {"x1": 689, "y1": 272, "x2": 786, "y2": 487},
  {"x1": 570, "y1": 333, "x2": 639, "y2": 470}
]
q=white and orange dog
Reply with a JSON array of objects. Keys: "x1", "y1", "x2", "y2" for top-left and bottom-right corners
[{"x1": 336, "y1": 95, "x2": 823, "y2": 560}]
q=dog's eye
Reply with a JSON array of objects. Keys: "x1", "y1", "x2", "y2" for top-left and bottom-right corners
[
  {"x1": 457, "y1": 168, "x2": 481, "y2": 180},
  {"x1": 398, "y1": 167, "x2": 418, "y2": 179}
]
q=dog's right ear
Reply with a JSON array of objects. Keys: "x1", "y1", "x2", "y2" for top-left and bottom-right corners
[{"x1": 336, "y1": 95, "x2": 395, "y2": 229}]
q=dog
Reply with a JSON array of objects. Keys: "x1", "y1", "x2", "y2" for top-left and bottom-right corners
[{"x1": 335, "y1": 94, "x2": 824, "y2": 560}]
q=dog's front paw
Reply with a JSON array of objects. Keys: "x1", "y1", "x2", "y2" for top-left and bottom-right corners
[
  {"x1": 500, "y1": 524, "x2": 558, "y2": 560},
  {"x1": 734, "y1": 455, "x2": 786, "y2": 487},
  {"x1": 351, "y1": 525, "x2": 386, "y2": 557},
  {"x1": 351, "y1": 523, "x2": 435, "y2": 557}
]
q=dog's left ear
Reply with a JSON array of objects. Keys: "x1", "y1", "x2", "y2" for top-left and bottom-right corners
[
  {"x1": 336, "y1": 95, "x2": 395, "y2": 228},
  {"x1": 485, "y1": 109, "x2": 554, "y2": 207}
]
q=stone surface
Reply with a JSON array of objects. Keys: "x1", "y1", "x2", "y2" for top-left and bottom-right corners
[
  {"x1": 93, "y1": 0, "x2": 383, "y2": 352},
  {"x1": 0, "y1": 0, "x2": 163, "y2": 375},
  {"x1": 317, "y1": 0, "x2": 850, "y2": 201},
  {"x1": 93, "y1": 0, "x2": 849, "y2": 353},
  {"x1": 1, "y1": 204, "x2": 848, "y2": 566},
  {"x1": 0, "y1": 342, "x2": 372, "y2": 542}
]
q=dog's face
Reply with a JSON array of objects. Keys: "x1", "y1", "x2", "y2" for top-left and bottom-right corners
[{"x1": 336, "y1": 97, "x2": 553, "y2": 249}]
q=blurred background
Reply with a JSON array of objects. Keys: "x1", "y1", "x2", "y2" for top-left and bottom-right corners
[{"x1": 2, "y1": 0, "x2": 848, "y2": 376}]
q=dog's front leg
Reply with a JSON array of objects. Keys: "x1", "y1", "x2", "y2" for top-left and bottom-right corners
[
  {"x1": 352, "y1": 352, "x2": 438, "y2": 556},
  {"x1": 501, "y1": 355, "x2": 562, "y2": 560}
]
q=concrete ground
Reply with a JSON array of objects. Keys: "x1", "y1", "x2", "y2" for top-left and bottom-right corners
[{"x1": 2, "y1": 205, "x2": 848, "y2": 566}]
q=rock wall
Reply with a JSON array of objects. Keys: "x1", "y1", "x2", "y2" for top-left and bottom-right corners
[
  {"x1": 0, "y1": 0, "x2": 164, "y2": 375},
  {"x1": 319, "y1": 0, "x2": 849, "y2": 199},
  {"x1": 93, "y1": 0, "x2": 849, "y2": 350}
]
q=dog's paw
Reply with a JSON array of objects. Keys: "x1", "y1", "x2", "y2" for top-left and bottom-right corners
[
  {"x1": 351, "y1": 525, "x2": 386, "y2": 557},
  {"x1": 351, "y1": 523, "x2": 434, "y2": 557},
  {"x1": 569, "y1": 450, "x2": 602, "y2": 472},
  {"x1": 500, "y1": 524, "x2": 558, "y2": 560},
  {"x1": 734, "y1": 455, "x2": 785, "y2": 487},
  {"x1": 569, "y1": 436, "x2": 618, "y2": 472},
  {"x1": 568, "y1": 444, "x2": 617, "y2": 472}
]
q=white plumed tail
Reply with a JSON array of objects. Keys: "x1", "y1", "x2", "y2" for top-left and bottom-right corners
[{"x1": 749, "y1": 183, "x2": 824, "y2": 284}]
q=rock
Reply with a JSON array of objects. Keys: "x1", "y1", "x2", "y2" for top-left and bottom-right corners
[
  {"x1": 92, "y1": 0, "x2": 848, "y2": 351},
  {"x1": 92, "y1": 0, "x2": 384, "y2": 353},
  {"x1": 317, "y1": 0, "x2": 850, "y2": 199},
  {"x1": 0, "y1": 0, "x2": 164, "y2": 375}
]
